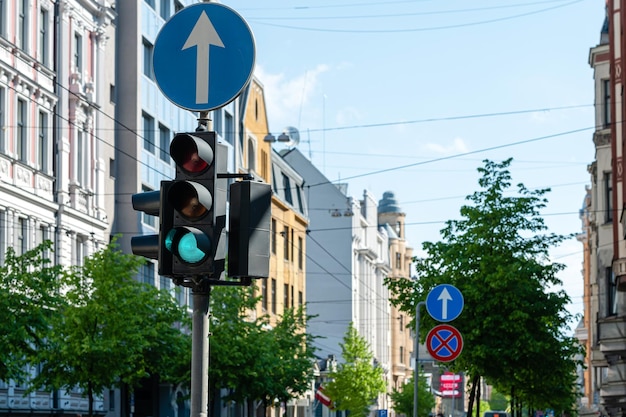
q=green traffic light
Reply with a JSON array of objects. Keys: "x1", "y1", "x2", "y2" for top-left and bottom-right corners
[
  {"x1": 165, "y1": 227, "x2": 211, "y2": 265},
  {"x1": 178, "y1": 232, "x2": 207, "y2": 263}
]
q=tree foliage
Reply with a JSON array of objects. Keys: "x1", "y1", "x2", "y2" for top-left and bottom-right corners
[
  {"x1": 323, "y1": 323, "x2": 387, "y2": 417},
  {"x1": 389, "y1": 375, "x2": 435, "y2": 417},
  {"x1": 33, "y1": 240, "x2": 191, "y2": 417},
  {"x1": 209, "y1": 284, "x2": 317, "y2": 412},
  {"x1": 0, "y1": 242, "x2": 63, "y2": 383},
  {"x1": 385, "y1": 159, "x2": 583, "y2": 414}
]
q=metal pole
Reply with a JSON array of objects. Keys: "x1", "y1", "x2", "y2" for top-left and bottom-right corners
[
  {"x1": 190, "y1": 288, "x2": 210, "y2": 417},
  {"x1": 413, "y1": 301, "x2": 425, "y2": 417}
]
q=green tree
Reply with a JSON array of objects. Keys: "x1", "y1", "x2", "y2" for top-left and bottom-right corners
[
  {"x1": 389, "y1": 375, "x2": 435, "y2": 417},
  {"x1": 209, "y1": 285, "x2": 317, "y2": 416},
  {"x1": 263, "y1": 306, "x2": 318, "y2": 407},
  {"x1": 33, "y1": 241, "x2": 191, "y2": 417},
  {"x1": 0, "y1": 242, "x2": 63, "y2": 383},
  {"x1": 385, "y1": 159, "x2": 582, "y2": 416},
  {"x1": 324, "y1": 323, "x2": 387, "y2": 417}
]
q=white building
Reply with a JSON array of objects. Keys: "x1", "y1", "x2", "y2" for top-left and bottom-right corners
[
  {"x1": 0, "y1": 0, "x2": 116, "y2": 415},
  {"x1": 280, "y1": 147, "x2": 392, "y2": 415}
]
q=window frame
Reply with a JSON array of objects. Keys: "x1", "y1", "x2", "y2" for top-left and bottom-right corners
[
  {"x1": 16, "y1": 98, "x2": 27, "y2": 163},
  {"x1": 143, "y1": 112, "x2": 155, "y2": 153},
  {"x1": 39, "y1": 7, "x2": 50, "y2": 67},
  {"x1": 38, "y1": 109, "x2": 50, "y2": 173}
]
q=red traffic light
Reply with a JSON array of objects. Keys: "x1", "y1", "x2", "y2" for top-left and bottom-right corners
[{"x1": 170, "y1": 133, "x2": 214, "y2": 175}]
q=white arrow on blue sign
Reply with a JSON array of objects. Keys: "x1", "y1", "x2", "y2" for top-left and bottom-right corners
[
  {"x1": 153, "y1": 3, "x2": 255, "y2": 111},
  {"x1": 426, "y1": 284, "x2": 464, "y2": 322}
]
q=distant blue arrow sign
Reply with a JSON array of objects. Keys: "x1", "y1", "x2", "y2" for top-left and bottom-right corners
[
  {"x1": 153, "y1": 3, "x2": 255, "y2": 111},
  {"x1": 426, "y1": 284, "x2": 464, "y2": 322}
]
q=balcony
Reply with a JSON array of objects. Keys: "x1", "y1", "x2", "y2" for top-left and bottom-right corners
[{"x1": 598, "y1": 315, "x2": 626, "y2": 358}]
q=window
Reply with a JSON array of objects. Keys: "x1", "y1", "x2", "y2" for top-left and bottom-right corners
[
  {"x1": 175, "y1": 286, "x2": 186, "y2": 306},
  {"x1": 298, "y1": 237, "x2": 303, "y2": 269},
  {"x1": 38, "y1": 225, "x2": 49, "y2": 259},
  {"x1": 160, "y1": 275, "x2": 171, "y2": 292},
  {"x1": 296, "y1": 186, "x2": 304, "y2": 212},
  {"x1": 298, "y1": 291, "x2": 303, "y2": 307},
  {"x1": 605, "y1": 172, "x2": 613, "y2": 223},
  {"x1": 143, "y1": 113, "x2": 155, "y2": 153},
  {"x1": 141, "y1": 185, "x2": 156, "y2": 227},
  {"x1": 271, "y1": 279, "x2": 276, "y2": 314},
  {"x1": 76, "y1": 129, "x2": 87, "y2": 187},
  {"x1": 283, "y1": 174, "x2": 293, "y2": 205},
  {"x1": 16, "y1": 98, "x2": 27, "y2": 162},
  {"x1": 607, "y1": 267, "x2": 617, "y2": 316},
  {"x1": 247, "y1": 137, "x2": 256, "y2": 171},
  {"x1": 213, "y1": 109, "x2": 222, "y2": 136},
  {"x1": 0, "y1": 0, "x2": 5, "y2": 37},
  {"x1": 143, "y1": 38, "x2": 153, "y2": 79},
  {"x1": 262, "y1": 279, "x2": 268, "y2": 311},
  {"x1": 174, "y1": 1, "x2": 184, "y2": 12},
  {"x1": 39, "y1": 8, "x2": 49, "y2": 66},
  {"x1": 141, "y1": 262, "x2": 155, "y2": 286},
  {"x1": 283, "y1": 226, "x2": 289, "y2": 261},
  {"x1": 73, "y1": 32, "x2": 82, "y2": 72},
  {"x1": 271, "y1": 219, "x2": 276, "y2": 254},
  {"x1": 291, "y1": 285, "x2": 294, "y2": 308},
  {"x1": 159, "y1": 124, "x2": 169, "y2": 161},
  {"x1": 284, "y1": 284, "x2": 289, "y2": 311},
  {"x1": 399, "y1": 346, "x2": 404, "y2": 364},
  {"x1": 144, "y1": 0, "x2": 155, "y2": 9},
  {"x1": 225, "y1": 112, "x2": 234, "y2": 145},
  {"x1": 17, "y1": 0, "x2": 27, "y2": 50},
  {"x1": 603, "y1": 79, "x2": 611, "y2": 128},
  {"x1": 76, "y1": 235, "x2": 87, "y2": 266},
  {"x1": 160, "y1": 0, "x2": 170, "y2": 19},
  {"x1": 38, "y1": 111, "x2": 49, "y2": 172},
  {"x1": 109, "y1": 390, "x2": 115, "y2": 411},
  {"x1": 396, "y1": 252, "x2": 402, "y2": 269},
  {"x1": 261, "y1": 149, "x2": 268, "y2": 180},
  {"x1": 17, "y1": 218, "x2": 27, "y2": 255}
]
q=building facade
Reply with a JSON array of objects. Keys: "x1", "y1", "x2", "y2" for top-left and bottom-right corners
[
  {"x1": 0, "y1": 0, "x2": 116, "y2": 415},
  {"x1": 280, "y1": 147, "x2": 392, "y2": 416},
  {"x1": 580, "y1": 2, "x2": 626, "y2": 415}
]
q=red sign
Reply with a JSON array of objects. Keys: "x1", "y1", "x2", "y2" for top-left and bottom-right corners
[
  {"x1": 440, "y1": 372, "x2": 462, "y2": 397},
  {"x1": 426, "y1": 324, "x2": 463, "y2": 362}
]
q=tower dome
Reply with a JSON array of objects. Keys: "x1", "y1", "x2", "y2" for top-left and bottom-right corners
[{"x1": 378, "y1": 191, "x2": 402, "y2": 214}]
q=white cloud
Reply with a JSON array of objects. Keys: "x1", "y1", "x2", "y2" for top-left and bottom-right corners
[
  {"x1": 423, "y1": 137, "x2": 469, "y2": 155},
  {"x1": 254, "y1": 64, "x2": 329, "y2": 131}
]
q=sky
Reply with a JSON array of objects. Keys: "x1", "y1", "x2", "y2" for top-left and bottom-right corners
[{"x1": 223, "y1": 0, "x2": 605, "y2": 329}]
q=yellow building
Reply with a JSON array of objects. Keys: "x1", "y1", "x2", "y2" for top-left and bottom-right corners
[
  {"x1": 378, "y1": 191, "x2": 415, "y2": 416},
  {"x1": 239, "y1": 76, "x2": 309, "y2": 326}
]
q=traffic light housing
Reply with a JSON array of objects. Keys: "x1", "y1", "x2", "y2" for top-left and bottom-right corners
[
  {"x1": 130, "y1": 190, "x2": 161, "y2": 260},
  {"x1": 161, "y1": 131, "x2": 227, "y2": 279},
  {"x1": 228, "y1": 180, "x2": 272, "y2": 278}
]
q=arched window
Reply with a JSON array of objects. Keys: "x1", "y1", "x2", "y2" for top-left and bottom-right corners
[{"x1": 247, "y1": 137, "x2": 256, "y2": 171}]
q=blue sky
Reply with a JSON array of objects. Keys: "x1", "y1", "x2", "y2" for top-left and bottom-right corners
[{"x1": 224, "y1": 0, "x2": 604, "y2": 327}]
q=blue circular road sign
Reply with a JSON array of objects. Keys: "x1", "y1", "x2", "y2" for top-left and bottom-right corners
[
  {"x1": 153, "y1": 3, "x2": 255, "y2": 111},
  {"x1": 426, "y1": 284, "x2": 464, "y2": 322}
]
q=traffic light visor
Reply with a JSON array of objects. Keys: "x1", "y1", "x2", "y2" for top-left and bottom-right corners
[
  {"x1": 170, "y1": 133, "x2": 214, "y2": 175},
  {"x1": 168, "y1": 181, "x2": 212, "y2": 220},
  {"x1": 165, "y1": 227, "x2": 211, "y2": 264}
]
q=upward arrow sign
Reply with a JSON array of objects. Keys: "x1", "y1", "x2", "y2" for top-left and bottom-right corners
[
  {"x1": 438, "y1": 287, "x2": 453, "y2": 320},
  {"x1": 183, "y1": 11, "x2": 225, "y2": 104}
]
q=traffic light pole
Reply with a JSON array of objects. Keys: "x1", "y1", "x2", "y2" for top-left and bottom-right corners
[
  {"x1": 190, "y1": 284, "x2": 210, "y2": 417},
  {"x1": 414, "y1": 301, "x2": 425, "y2": 417}
]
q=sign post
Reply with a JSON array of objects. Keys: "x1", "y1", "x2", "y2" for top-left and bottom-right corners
[{"x1": 150, "y1": 5, "x2": 256, "y2": 417}]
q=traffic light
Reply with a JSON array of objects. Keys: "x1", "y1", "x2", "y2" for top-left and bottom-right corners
[
  {"x1": 228, "y1": 180, "x2": 272, "y2": 278},
  {"x1": 162, "y1": 131, "x2": 227, "y2": 278},
  {"x1": 130, "y1": 190, "x2": 162, "y2": 260}
]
